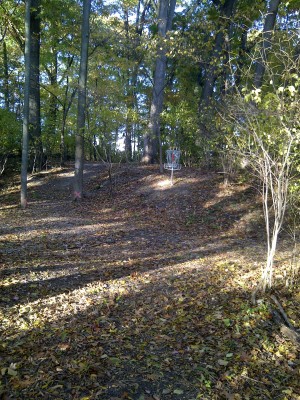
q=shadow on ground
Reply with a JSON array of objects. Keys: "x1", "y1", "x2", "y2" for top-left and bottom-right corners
[{"x1": 1, "y1": 164, "x2": 298, "y2": 400}]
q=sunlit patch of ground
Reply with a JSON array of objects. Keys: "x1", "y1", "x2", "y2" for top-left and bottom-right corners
[{"x1": 0, "y1": 163, "x2": 299, "y2": 400}]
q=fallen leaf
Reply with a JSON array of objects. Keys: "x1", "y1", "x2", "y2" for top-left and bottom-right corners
[
  {"x1": 218, "y1": 359, "x2": 229, "y2": 366},
  {"x1": 173, "y1": 389, "x2": 184, "y2": 395}
]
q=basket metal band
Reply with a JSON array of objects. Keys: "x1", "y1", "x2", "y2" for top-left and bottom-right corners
[{"x1": 164, "y1": 163, "x2": 181, "y2": 171}]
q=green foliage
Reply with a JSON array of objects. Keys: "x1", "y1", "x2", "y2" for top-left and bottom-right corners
[
  {"x1": 221, "y1": 31, "x2": 300, "y2": 173},
  {"x1": 0, "y1": 109, "x2": 21, "y2": 155},
  {"x1": 161, "y1": 98, "x2": 205, "y2": 165},
  {"x1": 1, "y1": 0, "x2": 299, "y2": 172},
  {"x1": 238, "y1": 77, "x2": 299, "y2": 164}
]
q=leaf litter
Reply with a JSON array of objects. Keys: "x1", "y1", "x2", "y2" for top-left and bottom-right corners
[{"x1": 0, "y1": 163, "x2": 299, "y2": 399}]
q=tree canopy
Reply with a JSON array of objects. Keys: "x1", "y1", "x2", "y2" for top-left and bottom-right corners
[{"x1": 0, "y1": 0, "x2": 298, "y2": 163}]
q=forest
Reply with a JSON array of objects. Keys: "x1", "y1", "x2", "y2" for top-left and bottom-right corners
[{"x1": 0, "y1": 0, "x2": 300, "y2": 399}]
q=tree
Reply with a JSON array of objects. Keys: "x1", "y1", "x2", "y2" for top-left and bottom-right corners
[
  {"x1": 0, "y1": 0, "x2": 25, "y2": 116},
  {"x1": 122, "y1": 0, "x2": 152, "y2": 162},
  {"x1": 0, "y1": 109, "x2": 21, "y2": 175},
  {"x1": 73, "y1": 0, "x2": 91, "y2": 200},
  {"x1": 200, "y1": 0, "x2": 238, "y2": 106},
  {"x1": 29, "y1": 0, "x2": 43, "y2": 172},
  {"x1": 60, "y1": 74, "x2": 77, "y2": 166},
  {"x1": 21, "y1": 0, "x2": 31, "y2": 209},
  {"x1": 253, "y1": 0, "x2": 281, "y2": 89},
  {"x1": 142, "y1": 0, "x2": 176, "y2": 167},
  {"x1": 224, "y1": 36, "x2": 300, "y2": 291},
  {"x1": 40, "y1": 0, "x2": 82, "y2": 164},
  {"x1": 2, "y1": 41, "x2": 10, "y2": 110}
]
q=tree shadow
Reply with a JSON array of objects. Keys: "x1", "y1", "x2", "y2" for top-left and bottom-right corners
[
  {"x1": 0, "y1": 231, "x2": 253, "y2": 307},
  {"x1": 1, "y1": 260, "x2": 298, "y2": 400},
  {"x1": 0, "y1": 165, "x2": 266, "y2": 310},
  {"x1": 1, "y1": 166, "x2": 298, "y2": 399}
]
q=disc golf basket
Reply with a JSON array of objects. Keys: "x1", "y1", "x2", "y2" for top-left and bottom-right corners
[{"x1": 164, "y1": 149, "x2": 181, "y2": 185}]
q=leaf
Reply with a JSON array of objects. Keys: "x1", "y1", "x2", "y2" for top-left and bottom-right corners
[
  {"x1": 218, "y1": 359, "x2": 229, "y2": 366},
  {"x1": 58, "y1": 343, "x2": 70, "y2": 351},
  {"x1": 50, "y1": 385, "x2": 63, "y2": 390},
  {"x1": 282, "y1": 389, "x2": 293, "y2": 395},
  {"x1": 108, "y1": 357, "x2": 122, "y2": 366},
  {"x1": 173, "y1": 389, "x2": 184, "y2": 395},
  {"x1": 146, "y1": 373, "x2": 160, "y2": 381},
  {"x1": 7, "y1": 367, "x2": 18, "y2": 376}
]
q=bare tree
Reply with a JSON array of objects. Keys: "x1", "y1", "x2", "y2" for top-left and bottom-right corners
[
  {"x1": 224, "y1": 41, "x2": 299, "y2": 291},
  {"x1": 249, "y1": 121, "x2": 293, "y2": 291}
]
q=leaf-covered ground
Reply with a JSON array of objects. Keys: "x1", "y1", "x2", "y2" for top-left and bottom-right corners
[{"x1": 0, "y1": 163, "x2": 299, "y2": 400}]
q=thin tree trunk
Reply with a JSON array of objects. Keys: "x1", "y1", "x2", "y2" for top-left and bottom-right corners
[
  {"x1": 1, "y1": 6, "x2": 25, "y2": 52},
  {"x1": 21, "y1": 0, "x2": 31, "y2": 209},
  {"x1": 3, "y1": 41, "x2": 10, "y2": 110},
  {"x1": 60, "y1": 77, "x2": 77, "y2": 167},
  {"x1": 254, "y1": 0, "x2": 281, "y2": 89},
  {"x1": 45, "y1": 50, "x2": 58, "y2": 146},
  {"x1": 125, "y1": 117, "x2": 132, "y2": 161},
  {"x1": 235, "y1": 28, "x2": 248, "y2": 91},
  {"x1": 74, "y1": 0, "x2": 91, "y2": 200},
  {"x1": 257, "y1": 134, "x2": 292, "y2": 291},
  {"x1": 220, "y1": 22, "x2": 233, "y2": 96}
]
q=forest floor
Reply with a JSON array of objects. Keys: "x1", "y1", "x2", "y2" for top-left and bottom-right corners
[{"x1": 0, "y1": 162, "x2": 299, "y2": 400}]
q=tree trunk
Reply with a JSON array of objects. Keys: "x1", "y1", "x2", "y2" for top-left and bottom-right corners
[
  {"x1": 142, "y1": 0, "x2": 176, "y2": 167},
  {"x1": 60, "y1": 75, "x2": 77, "y2": 167},
  {"x1": 254, "y1": 0, "x2": 281, "y2": 89},
  {"x1": 29, "y1": 0, "x2": 43, "y2": 173},
  {"x1": 74, "y1": 0, "x2": 91, "y2": 200},
  {"x1": 220, "y1": 22, "x2": 233, "y2": 96},
  {"x1": 3, "y1": 41, "x2": 10, "y2": 110},
  {"x1": 124, "y1": 8, "x2": 133, "y2": 162},
  {"x1": 124, "y1": 1, "x2": 151, "y2": 162},
  {"x1": 45, "y1": 50, "x2": 58, "y2": 151},
  {"x1": 125, "y1": 118, "x2": 132, "y2": 161},
  {"x1": 21, "y1": 0, "x2": 31, "y2": 209},
  {"x1": 235, "y1": 28, "x2": 248, "y2": 91},
  {"x1": 200, "y1": 0, "x2": 237, "y2": 105},
  {"x1": 125, "y1": 66, "x2": 140, "y2": 163}
]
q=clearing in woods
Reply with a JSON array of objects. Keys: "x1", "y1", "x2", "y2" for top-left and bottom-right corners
[{"x1": 0, "y1": 163, "x2": 299, "y2": 400}]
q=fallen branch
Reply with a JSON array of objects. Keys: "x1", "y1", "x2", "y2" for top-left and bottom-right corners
[
  {"x1": 270, "y1": 294, "x2": 294, "y2": 329},
  {"x1": 270, "y1": 294, "x2": 300, "y2": 345}
]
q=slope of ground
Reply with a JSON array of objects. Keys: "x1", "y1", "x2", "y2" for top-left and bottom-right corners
[{"x1": 0, "y1": 163, "x2": 299, "y2": 400}]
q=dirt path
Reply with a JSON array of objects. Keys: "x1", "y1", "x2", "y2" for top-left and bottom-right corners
[{"x1": 0, "y1": 164, "x2": 298, "y2": 400}]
